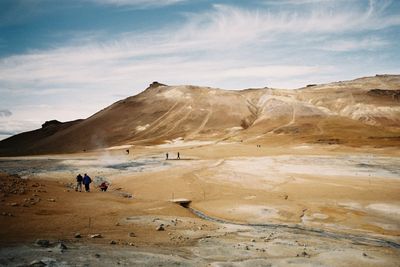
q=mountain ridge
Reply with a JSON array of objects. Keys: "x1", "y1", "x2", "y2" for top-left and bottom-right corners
[{"x1": 1, "y1": 75, "x2": 399, "y2": 156}]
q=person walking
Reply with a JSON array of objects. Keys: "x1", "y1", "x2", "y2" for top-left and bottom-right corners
[
  {"x1": 177, "y1": 152, "x2": 180, "y2": 160},
  {"x1": 83, "y1": 173, "x2": 92, "y2": 192},
  {"x1": 166, "y1": 152, "x2": 169, "y2": 160},
  {"x1": 75, "y1": 174, "x2": 83, "y2": 192}
]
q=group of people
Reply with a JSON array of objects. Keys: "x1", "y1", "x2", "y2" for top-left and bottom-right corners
[
  {"x1": 75, "y1": 173, "x2": 109, "y2": 192},
  {"x1": 165, "y1": 152, "x2": 180, "y2": 160}
]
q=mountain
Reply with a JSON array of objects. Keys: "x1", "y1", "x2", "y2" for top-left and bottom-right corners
[{"x1": 0, "y1": 75, "x2": 399, "y2": 156}]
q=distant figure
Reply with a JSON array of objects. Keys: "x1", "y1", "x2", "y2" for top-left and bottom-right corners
[
  {"x1": 177, "y1": 152, "x2": 180, "y2": 160},
  {"x1": 83, "y1": 173, "x2": 92, "y2": 192},
  {"x1": 99, "y1": 181, "x2": 109, "y2": 192},
  {"x1": 75, "y1": 174, "x2": 83, "y2": 192},
  {"x1": 126, "y1": 149, "x2": 129, "y2": 155},
  {"x1": 166, "y1": 153, "x2": 169, "y2": 160}
]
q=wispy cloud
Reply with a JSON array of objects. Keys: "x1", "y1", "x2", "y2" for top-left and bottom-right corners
[
  {"x1": 0, "y1": 109, "x2": 12, "y2": 117},
  {"x1": 1, "y1": 2, "x2": 398, "y2": 89},
  {"x1": 321, "y1": 37, "x2": 389, "y2": 52}
]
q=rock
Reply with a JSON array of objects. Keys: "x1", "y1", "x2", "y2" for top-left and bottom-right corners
[
  {"x1": 94, "y1": 253, "x2": 101, "y2": 258},
  {"x1": 10, "y1": 202, "x2": 18, "y2": 206},
  {"x1": 74, "y1": 233, "x2": 82, "y2": 238},
  {"x1": 29, "y1": 260, "x2": 46, "y2": 266},
  {"x1": 115, "y1": 222, "x2": 120, "y2": 226},
  {"x1": 47, "y1": 198, "x2": 56, "y2": 202},
  {"x1": 251, "y1": 239, "x2": 256, "y2": 242},
  {"x1": 90, "y1": 234, "x2": 102, "y2": 238},
  {"x1": 57, "y1": 242, "x2": 67, "y2": 250},
  {"x1": 363, "y1": 252, "x2": 368, "y2": 257},
  {"x1": 156, "y1": 224, "x2": 165, "y2": 231},
  {"x1": 128, "y1": 232, "x2": 136, "y2": 237},
  {"x1": 301, "y1": 251, "x2": 309, "y2": 257},
  {"x1": 35, "y1": 239, "x2": 50, "y2": 247},
  {"x1": 128, "y1": 242, "x2": 135, "y2": 246},
  {"x1": 110, "y1": 240, "x2": 117, "y2": 245},
  {"x1": 42, "y1": 120, "x2": 62, "y2": 128},
  {"x1": 245, "y1": 246, "x2": 250, "y2": 250}
]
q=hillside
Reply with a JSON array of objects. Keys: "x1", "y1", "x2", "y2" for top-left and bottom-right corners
[{"x1": 0, "y1": 75, "x2": 399, "y2": 156}]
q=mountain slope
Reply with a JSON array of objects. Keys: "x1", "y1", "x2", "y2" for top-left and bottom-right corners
[{"x1": 1, "y1": 75, "x2": 399, "y2": 156}]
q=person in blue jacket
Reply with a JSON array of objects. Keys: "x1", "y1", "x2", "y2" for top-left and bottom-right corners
[{"x1": 83, "y1": 173, "x2": 92, "y2": 192}]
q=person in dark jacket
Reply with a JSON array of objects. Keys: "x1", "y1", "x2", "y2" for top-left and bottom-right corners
[
  {"x1": 82, "y1": 173, "x2": 92, "y2": 192},
  {"x1": 75, "y1": 174, "x2": 83, "y2": 192}
]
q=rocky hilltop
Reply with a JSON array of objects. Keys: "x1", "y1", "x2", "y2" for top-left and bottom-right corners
[{"x1": 0, "y1": 75, "x2": 399, "y2": 156}]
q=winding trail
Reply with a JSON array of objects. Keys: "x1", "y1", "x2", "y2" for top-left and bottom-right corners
[{"x1": 188, "y1": 207, "x2": 400, "y2": 250}]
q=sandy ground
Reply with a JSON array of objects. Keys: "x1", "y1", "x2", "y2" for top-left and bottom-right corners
[{"x1": 0, "y1": 142, "x2": 399, "y2": 266}]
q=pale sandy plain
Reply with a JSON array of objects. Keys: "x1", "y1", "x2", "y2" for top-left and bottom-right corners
[{"x1": 1, "y1": 140, "x2": 399, "y2": 266}]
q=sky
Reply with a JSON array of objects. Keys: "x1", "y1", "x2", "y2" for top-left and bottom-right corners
[{"x1": 0, "y1": 0, "x2": 399, "y2": 140}]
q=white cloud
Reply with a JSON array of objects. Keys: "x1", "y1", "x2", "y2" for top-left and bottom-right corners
[{"x1": 321, "y1": 37, "x2": 389, "y2": 52}]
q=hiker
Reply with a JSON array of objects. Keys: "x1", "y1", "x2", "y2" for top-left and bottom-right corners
[
  {"x1": 126, "y1": 149, "x2": 129, "y2": 155},
  {"x1": 177, "y1": 152, "x2": 180, "y2": 160},
  {"x1": 83, "y1": 173, "x2": 92, "y2": 192},
  {"x1": 75, "y1": 174, "x2": 83, "y2": 192},
  {"x1": 99, "y1": 181, "x2": 109, "y2": 192},
  {"x1": 166, "y1": 152, "x2": 169, "y2": 160}
]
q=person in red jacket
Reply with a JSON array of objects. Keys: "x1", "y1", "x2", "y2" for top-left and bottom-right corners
[{"x1": 99, "y1": 181, "x2": 109, "y2": 192}]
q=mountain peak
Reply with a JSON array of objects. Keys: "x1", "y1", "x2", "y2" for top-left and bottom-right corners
[{"x1": 147, "y1": 81, "x2": 167, "y2": 89}]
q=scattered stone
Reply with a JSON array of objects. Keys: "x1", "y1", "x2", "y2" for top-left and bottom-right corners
[
  {"x1": 245, "y1": 246, "x2": 250, "y2": 250},
  {"x1": 110, "y1": 240, "x2": 117, "y2": 245},
  {"x1": 115, "y1": 222, "x2": 120, "y2": 226},
  {"x1": 94, "y1": 253, "x2": 101, "y2": 258},
  {"x1": 10, "y1": 202, "x2": 18, "y2": 206},
  {"x1": 90, "y1": 234, "x2": 102, "y2": 238},
  {"x1": 47, "y1": 198, "x2": 56, "y2": 202},
  {"x1": 301, "y1": 251, "x2": 309, "y2": 257},
  {"x1": 128, "y1": 242, "x2": 135, "y2": 246},
  {"x1": 35, "y1": 239, "x2": 50, "y2": 247},
  {"x1": 56, "y1": 242, "x2": 68, "y2": 251},
  {"x1": 74, "y1": 233, "x2": 82, "y2": 238},
  {"x1": 156, "y1": 224, "x2": 165, "y2": 231},
  {"x1": 363, "y1": 252, "x2": 368, "y2": 257},
  {"x1": 128, "y1": 232, "x2": 136, "y2": 237},
  {"x1": 251, "y1": 239, "x2": 256, "y2": 242},
  {"x1": 29, "y1": 260, "x2": 46, "y2": 267}
]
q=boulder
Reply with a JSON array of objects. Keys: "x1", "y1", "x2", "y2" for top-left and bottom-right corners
[
  {"x1": 90, "y1": 234, "x2": 102, "y2": 238},
  {"x1": 35, "y1": 239, "x2": 50, "y2": 247}
]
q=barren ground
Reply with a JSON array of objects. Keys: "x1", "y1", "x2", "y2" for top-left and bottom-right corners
[{"x1": 0, "y1": 142, "x2": 399, "y2": 266}]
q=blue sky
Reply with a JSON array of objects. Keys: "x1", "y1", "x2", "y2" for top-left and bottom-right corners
[{"x1": 0, "y1": 0, "x2": 399, "y2": 140}]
